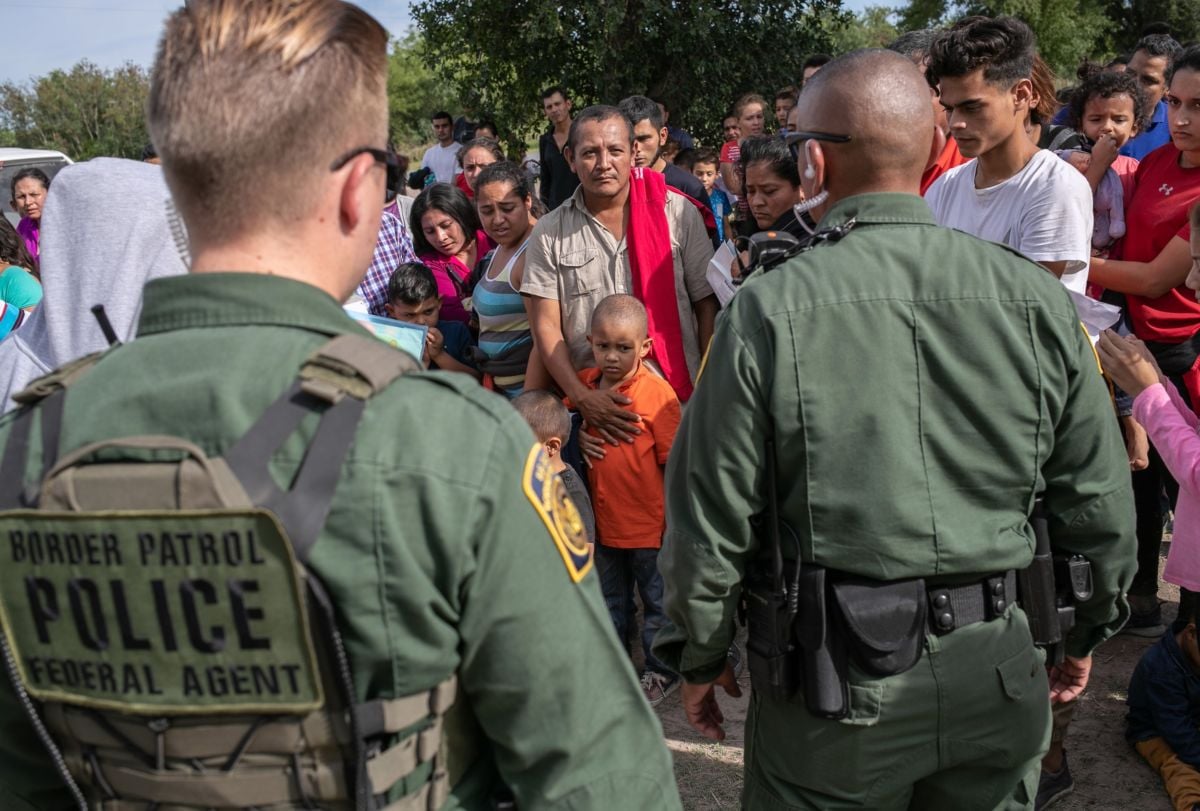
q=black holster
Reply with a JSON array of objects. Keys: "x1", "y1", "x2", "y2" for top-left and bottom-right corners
[{"x1": 1017, "y1": 499, "x2": 1093, "y2": 665}]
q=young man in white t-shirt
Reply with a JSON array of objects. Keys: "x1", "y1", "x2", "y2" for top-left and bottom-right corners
[
  {"x1": 419, "y1": 111, "x2": 462, "y2": 184},
  {"x1": 925, "y1": 16, "x2": 1092, "y2": 297}
]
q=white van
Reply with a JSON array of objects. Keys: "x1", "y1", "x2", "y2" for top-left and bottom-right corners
[{"x1": 1, "y1": 148, "x2": 73, "y2": 226}]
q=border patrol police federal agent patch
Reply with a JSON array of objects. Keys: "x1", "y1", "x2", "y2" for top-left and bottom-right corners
[
  {"x1": 0, "y1": 509, "x2": 323, "y2": 716},
  {"x1": 522, "y1": 446, "x2": 592, "y2": 583}
]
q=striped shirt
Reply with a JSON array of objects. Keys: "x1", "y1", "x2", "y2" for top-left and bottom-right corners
[{"x1": 474, "y1": 241, "x2": 533, "y2": 397}]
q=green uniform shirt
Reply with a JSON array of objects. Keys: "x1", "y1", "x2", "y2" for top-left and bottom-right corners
[
  {"x1": 655, "y1": 193, "x2": 1136, "y2": 683},
  {"x1": 0, "y1": 272, "x2": 681, "y2": 811}
]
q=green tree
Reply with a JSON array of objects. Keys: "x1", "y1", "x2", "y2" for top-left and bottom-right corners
[
  {"x1": 0, "y1": 61, "x2": 149, "y2": 160},
  {"x1": 387, "y1": 32, "x2": 463, "y2": 148},
  {"x1": 832, "y1": 6, "x2": 902, "y2": 51},
  {"x1": 893, "y1": 0, "x2": 1111, "y2": 75},
  {"x1": 1101, "y1": 0, "x2": 1200, "y2": 53},
  {"x1": 412, "y1": 0, "x2": 847, "y2": 147}
]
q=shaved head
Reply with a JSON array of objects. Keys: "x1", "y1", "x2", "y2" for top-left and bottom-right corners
[
  {"x1": 796, "y1": 49, "x2": 935, "y2": 196},
  {"x1": 591, "y1": 294, "x2": 648, "y2": 337}
]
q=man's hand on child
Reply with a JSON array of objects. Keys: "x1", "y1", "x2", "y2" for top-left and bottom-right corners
[
  {"x1": 681, "y1": 662, "x2": 742, "y2": 742},
  {"x1": 575, "y1": 388, "x2": 642, "y2": 445}
]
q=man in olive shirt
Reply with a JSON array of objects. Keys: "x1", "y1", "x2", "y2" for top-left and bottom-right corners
[
  {"x1": 0, "y1": 3, "x2": 680, "y2": 810},
  {"x1": 655, "y1": 49, "x2": 1134, "y2": 809}
]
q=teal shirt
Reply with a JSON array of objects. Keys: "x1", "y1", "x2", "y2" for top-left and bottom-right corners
[
  {"x1": 0, "y1": 272, "x2": 680, "y2": 811},
  {"x1": 655, "y1": 193, "x2": 1136, "y2": 682},
  {"x1": 0, "y1": 265, "x2": 41, "y2": 310}
]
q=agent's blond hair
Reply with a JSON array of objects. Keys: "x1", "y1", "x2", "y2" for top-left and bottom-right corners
[{"x1": 148, "y1": 0, "x2": 388, "y2": 240}]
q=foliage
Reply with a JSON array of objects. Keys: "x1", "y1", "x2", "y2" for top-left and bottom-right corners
[
  {"x1": 0, "y1": 61, "x2": 149, "y2": 160},
  {"x1": 387, "y1": 32, "x2": 463, "y2": 149},
  {"x1": 1100, "y1": 0, "x2": 1200, "y2": 54},
  {"x1": 412, "y1": 0, "x2": 848, "y2": 147},
  {"x1": 832, "y1": 6, "x2": 902, "y2": 52},
  {"x1": 894, "y1": 0, "x2": 1111, "y2": 75}
]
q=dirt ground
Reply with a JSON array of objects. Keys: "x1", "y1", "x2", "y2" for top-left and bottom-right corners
[{"x1": 653, "y1": 550, "x2": 1181, "y2": 810}]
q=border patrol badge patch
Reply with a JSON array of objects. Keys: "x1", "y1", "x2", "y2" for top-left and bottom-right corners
[{"x1": 522, "y1": 446, "x2": 592, "y2": 583}]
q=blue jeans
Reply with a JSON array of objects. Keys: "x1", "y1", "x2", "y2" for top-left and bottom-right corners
[{"x1": 594, "y1": 544, "x2": 672, "y2": 676}]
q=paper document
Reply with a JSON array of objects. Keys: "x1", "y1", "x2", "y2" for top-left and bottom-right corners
[{"x1": 707, "y1": 241, "x2": 740, "y2": 307}]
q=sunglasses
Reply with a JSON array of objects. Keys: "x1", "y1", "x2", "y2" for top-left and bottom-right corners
[
  {"x1": 330, "y1": 146, "x2": 403, "y2": 192},
  {"x1": 787, "y1": 130, "x2": 852, "y2": 161}
]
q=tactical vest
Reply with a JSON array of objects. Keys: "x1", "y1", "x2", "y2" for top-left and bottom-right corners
[{"x1": 0, "y1": 334, "x2": 459, "y2": 810}]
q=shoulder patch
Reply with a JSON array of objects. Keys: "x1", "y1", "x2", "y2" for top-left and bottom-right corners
[{"x1": 522, "y1": 445, "x2": 592, "y2": 583}]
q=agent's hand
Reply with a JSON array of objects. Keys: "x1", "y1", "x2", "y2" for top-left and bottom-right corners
[
  {"x1": 573, "y1": 388, "x2": 641, "y2": 445},
  {"x1": 1048, "y1": 654, "x2": 1092, "y2": 704},
  {"x1": 681, "y1": 662, "x2": 742, "y2": 742},
  {"x1": 1091, "y1": 133, "x2": 1120, "y2": 170},
  {"x1": 1097, "y1": 330, "x2": 1162, "y2": 397}
]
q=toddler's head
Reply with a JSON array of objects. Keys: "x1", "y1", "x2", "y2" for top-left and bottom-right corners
[
  {"x1": 1067, "y1": 69, "x2": 1148, "y2": 148},
  {"x1": 513, "y1": 390, "x2": 572, "y2": 468},
  {"x1": 588, "y1": 294, "x2": 651, "y2": 386},
  {"x1": 385, "y1": 262, "x2": 441, "y2": 326},
  {"x1": 692, "y1": 149, "x2": 720, "y2": 193}
]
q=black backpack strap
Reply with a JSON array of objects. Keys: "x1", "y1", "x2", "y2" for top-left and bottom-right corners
[{"x1": 222, "y1": 335, "x2": 418, "y2": 561}]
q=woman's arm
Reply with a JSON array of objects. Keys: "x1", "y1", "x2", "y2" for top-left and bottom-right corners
[{"x1": 1089, "y1": 235, "x2": 1192, "y2": 299}]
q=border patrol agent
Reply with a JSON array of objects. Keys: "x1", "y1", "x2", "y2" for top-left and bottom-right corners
[
  {"x1": 0, "y1": 2, "x2": 681, "y2": 809},
  {"x1": 654, "y1": 50, "x2": 1135, "y2": 809}
]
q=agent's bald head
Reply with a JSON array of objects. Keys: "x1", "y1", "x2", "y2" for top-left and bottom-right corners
[{"x1": 795, "y1": 49, "x2": 935, "y2": 197}]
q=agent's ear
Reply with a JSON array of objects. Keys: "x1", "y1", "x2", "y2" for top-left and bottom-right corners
[{"x1": 336, "y1": 152, "x2": 381, "y2": 234}]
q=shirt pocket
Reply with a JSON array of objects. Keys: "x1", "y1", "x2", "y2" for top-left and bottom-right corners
[{"x1": 560, "y1": 250, "x2": 602, "y2": 298}]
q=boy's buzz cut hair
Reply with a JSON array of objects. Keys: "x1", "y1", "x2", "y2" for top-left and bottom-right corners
[
  {"x1": 590, "y1": 294, "x2": 648, "y2": 336},
  {"x1": 147, "y1": 0, "x2": 388, "y2": 243},
  {"x1": 387, "y1": 261, "x2": 438, "y2": 306},
  {"x1": 512, "y1": 390, "x2": 572, "y2": 443},
  {"x1": 926, "y1": 15, "x2": 1036, "y2": 89},
  {"x1": 692, "y1": 147, "x2": 720, "y2": 169}
]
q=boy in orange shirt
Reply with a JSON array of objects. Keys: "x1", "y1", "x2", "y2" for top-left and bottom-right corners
[{"x1": 571, "y1": 294, "x2": 682, "y2": 705}]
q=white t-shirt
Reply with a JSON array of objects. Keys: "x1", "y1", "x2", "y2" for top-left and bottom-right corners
[
  {"x1": 925, "y1": 149, "x2": 1093, "y2": 296},
  {"x1": 420, "y1": 142, "x2": 463, "y2": 184}
]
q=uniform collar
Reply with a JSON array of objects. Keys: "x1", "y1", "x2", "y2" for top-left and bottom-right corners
[
  {"x1": 138, "y1": 272, "x2": 360, "y2": 337},
  {"x1": 816, "y1": 192, "x2": 936, "y2": 231}
]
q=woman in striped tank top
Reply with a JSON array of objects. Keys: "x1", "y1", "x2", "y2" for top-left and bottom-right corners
[{"x1": 472, "y1": 162, "x2": 552, "y2": 397}]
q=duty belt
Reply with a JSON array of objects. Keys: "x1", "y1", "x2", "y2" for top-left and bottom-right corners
[{"x1": 926, "y1": 571, "x2": 1019, "y2": 635}]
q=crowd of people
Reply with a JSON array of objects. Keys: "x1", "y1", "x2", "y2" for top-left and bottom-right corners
[{"x1": 3, "y1": 1, "x2": 1200, "y2": 809}]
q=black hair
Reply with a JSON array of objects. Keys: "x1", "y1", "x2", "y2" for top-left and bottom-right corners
[
  {"x1": 775, "y1": 85, "x2": 800, "y2": 103},
  {"x1": 1106, "y1": 54, "x2": 1131, "y2": 69},
  {"x1": 1141, "y1": 22, "x2": 1174, "y2": 38},
  {"x1": 387, "y1": 261, "x2": 439, "y2": 306},
  {"x1": 1134, "y1": 34, "x2": 1183, "y2": 70},
  {"x1": 430, "y1": 110, "x2": 452, "y2": 124},
  {"x1": 409, "y1": 183, "x2": 480, "y2": 257},
  {"x1": 10, "y1": 167, "x2": 50, "y2": 201},
  {"x1": 1170, "y1": 44, "x2": 1200, "y2": 82},
  {"x1": 1066, "y1": 68, "x2": 1150, "y2": 132},
  {"x1": 738, "y1": 135, "x2": 800, "y2": 187},
  {"x1": 474, "y1": 118, "x2": 499, "y2": 137},
  {"x1": 692, "y1": 147, "x2": 720, "y2": 169},
  {"x1": 475, "y1": 160, "x2": 534, "y2": 202},
  {"x1": 512, "y1": 390, "x2": 572, "y2": 443},
  {"x1": 0, "y1": 216, "x2": 36, "y2": 274},
  {"x1": 541, "y1": 85, "x2": 569, "y2": 102},
  {"x1": 141, "y1": 143, "x2": 158, "y2": 161},
  {"x1": 566, "y1": 105, "x2": 632, "y2": 152},
  {"x1": 803, "y1": 54, "x2": 832, "y2": 70},
  {"x1": 674, "y1": 148, "x2": 698, "y2": 171},
  {"x1": 618, "y1": 94, "x2": 664, "y2": 130},
  {"x1": 927, "y1": 15, "x2": 1036, "y2": 88},
  {"x1": 457, "y1": 137, "x2": 505, "y2": 167},
  {"x1": 888, "y1": 29, "x2": 936, "y2": 61}
]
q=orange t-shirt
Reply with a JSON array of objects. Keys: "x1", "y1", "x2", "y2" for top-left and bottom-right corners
[
  {"x1": 920, "y1": 136, "x2": 967, "y2": 196},
  {"x1": 572, "y1": 363, "x2": 682, "y2": 549}
]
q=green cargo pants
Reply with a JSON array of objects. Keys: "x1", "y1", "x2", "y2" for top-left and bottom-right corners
[{"x1": 742, "y1": 605, "x2": 1051, "y2": 810}]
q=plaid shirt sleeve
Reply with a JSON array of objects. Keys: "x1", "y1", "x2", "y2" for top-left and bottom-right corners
[{"x1": 358, "y1": 211, "x2": 418, "y2": 316}]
